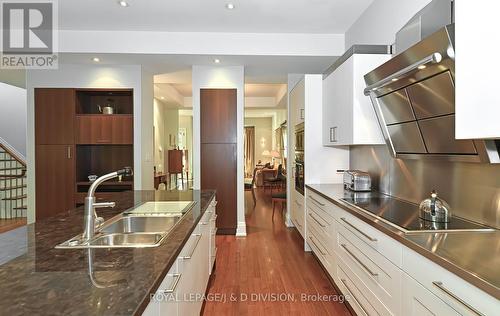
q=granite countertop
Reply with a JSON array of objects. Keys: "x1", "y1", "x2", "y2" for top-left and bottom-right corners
[
  {"x1": 306, "y1": 183, "x2": 500, "y2": 300},
  {"x1": 0, "y1": 190, "x2": 215, "y2": 316}
]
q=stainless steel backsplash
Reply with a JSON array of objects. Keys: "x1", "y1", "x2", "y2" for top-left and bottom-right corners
[{"x1": 350, "y1": 145, "x2": 500, "y2": 229}]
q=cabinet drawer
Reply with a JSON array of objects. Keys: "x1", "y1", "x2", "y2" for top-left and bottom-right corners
[
  {"x1": 336, "y1": 208, "x2": 402, "y2": 267},
  {"x1": 403, "y1": 247, "x2": 499, "y2": 316},
  {"x1": 307, "y1": 225, "x2": 336, "y2": 277},
  {"x1": 155, "y1": 261, "x2": 180, "y2": 316},
  {"x1": 306, "y1": 208, "x2": 335, "y2": 251},
  {"x1": 336, "y1": 263, "x2": 380, "y2": 316},
  {"x1": 338, "y1": 228, "x2": 401, "y2": 314},
  {"x1": 76, "y1": 115, "x2": 133, "y2": 144},
  {"x1": 402, "y1": 273, "x2": 460, "y2": 316},
  {"x1": 307, "y1": 190, "x2": 340, "y2": 220}
]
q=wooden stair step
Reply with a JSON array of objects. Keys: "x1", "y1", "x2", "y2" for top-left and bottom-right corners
[
  {"x1": 0, "y1": 167, "x2": 25, "y2": 171},
  {"x1": 13, "y1": 205, "x2": 27, "y2": 210},
  {"x1": 2, "y1": 194, "x2": 27, "y2": 200},
  {"x1": 0, "y1": 184, "x2": 27, "y2": 191}
]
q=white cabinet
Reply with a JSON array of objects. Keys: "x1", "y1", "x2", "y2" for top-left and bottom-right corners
[
  {"x1": 290, "y1": 79, "x2": 305, "y2": 125},
  {"x1": 402, "y1": 273, "x2": 460, "y2": 316},
  {"x1": 304, "y1": 188, "x2": 499, "y2": 316},
  {"x1": 322, "y1": 54, "x2": 390, "y2": 146},
  {"x1": 455, "y1": 1, "x2": 500, "y2": 139},
  {"x1": 290, "y1": 189, "x2": 305, "y2": 238},
  {"x1": 142, "y1": 196, "x2": 217, "y2": 316}
]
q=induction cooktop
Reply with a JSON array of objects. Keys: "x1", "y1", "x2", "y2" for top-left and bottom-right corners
[{"x1": 341, "y1": 193, "x2": 494, "y2": 233}]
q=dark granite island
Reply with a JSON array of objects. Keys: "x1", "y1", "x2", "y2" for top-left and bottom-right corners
[{"x1": 0, "y1": 190, "x2": 215, "y2": 316}]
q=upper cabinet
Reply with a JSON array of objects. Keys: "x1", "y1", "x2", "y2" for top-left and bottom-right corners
[
  {"x1": 35, "y1": 88, "x2": 75, "y2": 145},
  {"x1": 322, "y1": 54, "x2": 390, "y2": 146},
  {"x1": 290, "y1": 79, "x2": 305, "y2": 126},
  {"x1": 455, "y1": 2, "x2": 500, "y2": 139}
]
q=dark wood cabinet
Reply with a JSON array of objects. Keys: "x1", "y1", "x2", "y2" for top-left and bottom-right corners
[
  {"x1": 201, "y1": 143, "x2": 237, "y2": 234},
  {"x1": 200, "y1": 89, "x2": 237, "y2": 235},
  {"x1": 76, "y1": 115, "x2": 133, "y2": 144},
  {"x1": 35, "y1": 88, "x2": 134, "y2": 218},
  {"x1": 35, "y1": 145, "x2": 75, "y2": 220},
  {"x1": 35, "y1": 88, "x2": 75, "y2": 145},
  {"x1": 200, "y1": 89, "x2": 237, "y2": 144}
]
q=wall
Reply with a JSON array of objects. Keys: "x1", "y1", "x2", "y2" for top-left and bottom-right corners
[
  {"x1": 192, "y1": 65, "x2": 246, "y2": 236},
  {"x1": 0, "y1": 83, "x2": 27, "y2": 158},
  {"x1": 153, "y1": 99, "x2": 179, "y2": 173},
  {"x1": 244, "y1": 117, "x2": 273, "y2": 165},
  {"x1": 345, "y1": 0, "x2": 432, "y2": 48},
  {"x1": 26, "y1": 64, "x2": 153, "y2": 223},
  {"x1": 350, "y1": 145, "x2": 500, "y2": 229},
  {"x1": 179, "y1": 113, "x2": 193, "y2": 179}
]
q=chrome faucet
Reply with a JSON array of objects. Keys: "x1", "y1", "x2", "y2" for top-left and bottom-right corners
[{"x1": 83, "y1": 167, "x2": 133, "y2": 241}]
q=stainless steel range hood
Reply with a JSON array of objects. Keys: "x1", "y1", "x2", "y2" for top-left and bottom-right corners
[{"x1": 363, "y1": 24, "x2": 499, "y2": 163}]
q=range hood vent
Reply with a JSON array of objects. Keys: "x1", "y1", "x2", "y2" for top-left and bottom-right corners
[{"x1": 364, "y1": 24, "x2": 499, "y2": 163}]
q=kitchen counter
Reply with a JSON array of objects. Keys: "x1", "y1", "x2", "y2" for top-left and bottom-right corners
[
  {"x1": 306, "y1": 183, "x2": 500, "y2": 300},
  {"x1": 0, "y1": 190, "x2": 215, "y2": 316}
]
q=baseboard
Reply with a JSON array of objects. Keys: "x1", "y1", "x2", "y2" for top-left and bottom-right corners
[{"x1": 235, "y1": 221, "x2": 247, "y2": 236}]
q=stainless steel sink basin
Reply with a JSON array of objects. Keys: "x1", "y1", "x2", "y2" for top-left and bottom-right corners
[
  {"x1": 55, "y1": 201, "x2": 196, "y2": 249},
  {"x1": 90, "y1": 233, "x2": 165, "y2": 247},
  {"x1": 100, "y1": 216, "x2": 180, "y2": 234}
]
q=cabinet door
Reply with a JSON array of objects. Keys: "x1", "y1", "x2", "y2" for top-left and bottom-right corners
[
  {"x1": 35, "y1": 145, "x2": 75, "y2": 220},
  {"x1": 201, "y1": 143, "x2": 237, "y2": 234},
  {"x1": 402, "y1": 273, "x2": 460, "y2": 316},
  {"x1": 76, "y1": 116, "x2": 133, "y2": 144},
  {"x1": 322, "y1": 59, "x2": 353, "y2": 146},
  {"x1": 35, "y1": 88, "x2": 75, "y2": 145},
  {"x1": 290, "y1": 79, "x2": 305, "y2": 125},
  {"x1": 200, "y1": 89, "x2": 237, "y2": 144}
]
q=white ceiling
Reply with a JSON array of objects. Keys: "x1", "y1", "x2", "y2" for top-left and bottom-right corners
[
  {"x1": 59, "y1": 0, "x2": 373, "y2": 34},
  {"x1": 245, "y1": 84, "x2": 286, "y2": 98},
  {"x1": 60, "y1": 53, "x2": 338, "y2": 83}
]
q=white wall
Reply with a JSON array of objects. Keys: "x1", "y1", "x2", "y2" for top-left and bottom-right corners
[
  {"x1": 345, "y1": 0, "x2": 432, "y2": 48},
  {"x1": 0, "y1": 83, "x2": 27, "y2": 158},
  {"x1": 244, "y1": 117, "x2": 273, "y2": 165},
  {"x1": 192, "y1": 65, "x2": 246, "y2": 236},
  {"x1": 26, "y1": 64, "x2": 153, "y2": 223},
  {"x1": 153, "y1": 99, "x2": 180, "y2": 173},
  {"x1": 179, "y1": 114, "x2": 193, "y2": 179}
]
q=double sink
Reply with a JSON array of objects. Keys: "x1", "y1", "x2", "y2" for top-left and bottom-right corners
[{"x1": 56, "y1": 201, "x2": 196, "y2": 249}]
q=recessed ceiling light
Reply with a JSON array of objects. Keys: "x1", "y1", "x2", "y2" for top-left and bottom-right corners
[
  {"x1": 417, "y1": 65, "x2": 427, "y2": 70},
  {"x1": 225, "y1": 3, "x2": 235, "y2": 10},
  {"x1": 391, "y1": 78, "x2": 398, "y2": 82},
  {"x1": 214, "y1": 58, "x2": 221, "y2": 64},
  {"x1": 118, "y1": 1, "x2": 129, "y2": 7},
  {"x1": 160, "y1": 96, "x2": 165, "y2": 100},
  {"x1": 92, "y1": 57, "x2": 100, "y2": 62}
]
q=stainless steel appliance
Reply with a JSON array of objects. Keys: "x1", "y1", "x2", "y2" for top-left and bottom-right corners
[
  {"x1": 341, "y1": 193, "x2": 493, "y2": 233},
  {"x1": 364, "y1": 24, "x2": 499, "y2": 164},
  {"x1": 294, "y1": 123, "x2": 304, "y2": 195},
  {"x1": 98, "y1": 99, "x2": 115, "y2": 115},
  {"x1": 343, "y1": 170, "x2": 371, "y2": 192},
  {"x1": 419, "y1": 190, "x2": 452, "y2": 223}
]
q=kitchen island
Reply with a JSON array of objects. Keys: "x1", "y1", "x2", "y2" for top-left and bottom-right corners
[{"x1": 0, "y1": 190, "x2": 215, "y2": 316}]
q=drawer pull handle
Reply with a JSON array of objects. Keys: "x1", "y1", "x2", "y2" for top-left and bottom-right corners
[
  {"x1": 341, "y1": 243, "x2": 378, "y2": 277},
  {"x1": 309, "y1": 196, "x2": 325, "y2": 206},
  {"x1": 294, "y1": 200, "x2": 302, "y2": 207},
  {"x1": 294, "y1": 219, "x2": 302, "y2": 228},
  {"x1": 309, "y1": 212, "x2": 326, "y2": 228},
  {"x1": 181, "y1": 234, "x2": 201, "y2": 259},
  {"x1": 163, "y1": 273, "x2": 181, "y2": 293},
  {"x1": 340, "y1": 278, "x2": 369, "y2": 315},
  {"x1": 308, "y1": 236, "x2": 327, "y2": 256},
  {"x1": 432, "y1": 281, "x2": 484, "y2": 316},
  {"x1": 200, "y1": 222, "x2": 208, "y2": 225},
  {"x1": 341, "y1": 218, "x2": 377, "y2": 242}
]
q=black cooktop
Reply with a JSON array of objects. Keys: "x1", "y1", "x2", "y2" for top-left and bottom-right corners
[{"x1": 341, "y1": 193, "x2": 493, "y2": 233}]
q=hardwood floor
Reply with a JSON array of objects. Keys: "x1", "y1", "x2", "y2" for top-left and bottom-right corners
[
  {"x1": 0, "y1": 218, "x2": 26, "y2": 234},
  {"x1": 203, "y1": 188, "x2": 351, "y2": 316}
]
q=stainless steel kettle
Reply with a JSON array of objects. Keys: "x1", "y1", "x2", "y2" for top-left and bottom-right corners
[
  {"x1": 419, "y1": 190, "x2": 451, "y2": 223},
  {"x1": 98, "y1": 99, "x2": 115, "y2": 115}
]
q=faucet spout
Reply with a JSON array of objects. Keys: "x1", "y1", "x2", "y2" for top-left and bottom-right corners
[{"x1": 82, "y1": 167, "x2": 133, "y2": 241}]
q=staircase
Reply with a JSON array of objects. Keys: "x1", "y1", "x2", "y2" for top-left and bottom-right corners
[{"x1": 0, "y1": 144, "x2": 27, "y2": 219}]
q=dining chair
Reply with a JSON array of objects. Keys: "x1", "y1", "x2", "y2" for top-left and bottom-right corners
[{"x1": 244, "y1": 167, "x2": 258, "y2": 207}]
